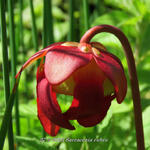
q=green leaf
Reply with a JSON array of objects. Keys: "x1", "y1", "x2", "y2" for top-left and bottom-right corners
[
  {"x1": 92, "y1": 10, "x2": 131, "y2": 27},
  {"x1": 54, "y1": 22, "x2": 69, "y2": 41},
  {"x1": 19, "y1": 101, "x2": 37, "y2": 117},
  {"x1": 104, "y1": 0, "x2": 139, "y2": 15},
  {"x1": 111, "y1": 100, "x2": 133, "y2": 114},
  {"x1": 138, "y1": 13, "x2": 150, "y2": 57},
  {"x1": 52, "y1": 6, "x2": 67, "y2": 20},
  {"x1": 143, "y1": 106, "x2": 150, "y2": 147}
]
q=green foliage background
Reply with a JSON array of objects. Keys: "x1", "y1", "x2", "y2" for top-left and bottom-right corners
[{"x1": 0, "y1": 0, "x2": 150, "y2": 149}]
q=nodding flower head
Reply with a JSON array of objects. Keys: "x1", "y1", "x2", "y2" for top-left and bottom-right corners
[{"x1": 16, "y1": 26, "x2": 127, "y2": 136}]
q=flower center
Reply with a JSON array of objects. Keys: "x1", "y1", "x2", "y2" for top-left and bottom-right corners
[
  {"x1": 62, "y1": 42, "x2": 79, "y2": 47},
  {"x1": 78, "y1": 43, "x2": 92, "y2": 53}
]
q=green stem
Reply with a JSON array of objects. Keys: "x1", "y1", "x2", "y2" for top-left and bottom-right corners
[
  {"x1": 83, "y1": 0, "x2": 89, "y2": 32},
  {"x1": 95, "y1": 0, "x2": 100, "y2": 15},
  {"x1": 29, "y1": 0, "x2": 38, "y2": 51},
  {"x1": 68, "y1": 0, "x2": 75, "y2": 41},
  {"x1": 19, "y1": 0, "x2": 24, "y2": 51},
  {"x1": 8, "y1": 0, "x2": 21, "y2": 141},
  {"x1": 0, "y1": 0, "x2": 14, "y2": 149},
  {"x1": 0, "y1": 79, "x2": 19, "y2": 150},
  {"x1": 42, "y1": 0, "x2": 48, "y2": 48},
  {"x1": 19, "y1": 0, "x2": 28, "y2": 99},
  {"x1": 95, "y1": 0, "x2": 104, "y2": 16},
  {"x1": 46, "y1": 0, "x2": 54, "y2": 44},
  {"x1": 42, "y1": 0, "x2": 48, "y2": 137},
  {"x1": 42, "y1": 0, "x2": 54, "y2": 47},
  {"x1": 8, "y1": 0, "x2": 17, "y2": 77},
  {"x1": 42, "y1": 0, "x2": 54, "y2": 137}
]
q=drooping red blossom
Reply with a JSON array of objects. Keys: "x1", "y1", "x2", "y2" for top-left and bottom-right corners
[{"x1": 16, "y1": 34, "x2": 127, "y2": 137}]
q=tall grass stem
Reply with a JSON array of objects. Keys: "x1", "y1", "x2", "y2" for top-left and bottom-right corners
[
  {"x1": 68, "y1": 0, "x2": 75, "y2": 41},
  {"x1": 8, "y1": 0, "x2": 21, "y2": 142},
  {"x1": 0, "y1": 0, "x2": 14, "y2": 149},
  {"x1": 0, "y1": 82, "x2": 19, "y2": 150},
  {"x1": 46, "y1": 0, "x2": 54, "y2": 44},
  {"x1": 83, "y1": 0, "x2": 89, "y2": 31},
  {"x1": 29, "y1": 0, "x2": 38, "y2": 51},
  {"x1": 42, "y1": 1, "x2": 47, "y2": 48}
]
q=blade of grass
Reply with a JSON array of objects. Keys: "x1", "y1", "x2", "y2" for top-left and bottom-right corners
[
  {"x1": 46, "y1": 0, "x2": 54, "y2": 44},
  {"x1": 95, "y1": 0, "x2": 100, "y2": 16},
  {"x1": 68, "y1": 0, "x2": 75, "y2": 41},
  {"x1": 95, "y1": 0, "x2": 105, "y2": 16},
  {"x1": 19, "y1": 0, "x2": 28, "y2": 96},
  {"x1": 19, "y1": 0, "x2": 24, "y2": 51},
  {"x1": 0, "y1": 0, "x2": 14, "y2": 149},
  {"x1": 8, "y1": 0, "x2": 21, "y2": 141},
  {"x1": 42, "y1": 0, "x2": 48, "y2": 48},
  {"x1": 42, "y1": 0, "x2": 54, "y2": 137},
  {"x1": 42, "y1": 0, "x2": 48, "y2": 137},
  {"x1": 29, "y1": 0, "x2": 38, "y2": 51},
  {"x1": 83, "y1": 0, "x2": 89, "y2": 31},
  {"x1": 43, "y1": 0, "x2": 54, "y2": 47},
  {"x1": 0, "y1": 78, "x2": 19, "y2": 150}
]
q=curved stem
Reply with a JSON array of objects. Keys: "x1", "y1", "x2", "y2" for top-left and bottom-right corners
[{"x1": 80, "y1": 25, "x2": 145, "y2": 150}]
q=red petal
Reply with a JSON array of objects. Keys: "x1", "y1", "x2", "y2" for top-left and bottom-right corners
[
  {"x1": 37, "y1": 98, "x2": 60, "y2": 136},
  {"x1": 94, "y1": 50, "x2": 127, "y2": 103},
  {"x1": 36, "y1": 62, "x2": 61, "y2": 136},
  {"x1": 16, "y1": 42, "x2": 63, "y2": 79},
  {"x1": 77, "y1": 113, "x2": 107, "y2": 127},
  {"x1": 63, "y1": 82, "x2": 111, "y2": 120},
  {"x1": 63, "y1": 60, "x2": 113, "y2": 122},
  {"x1": 77, "y1": 94, "x2": 115, "y2": 127},
  {"x1": 37, "y1": 78, "x2": 75, "y2": 130},
  {"x1": 45, "y1": 45, "x2": 92, "y2": 85},
  {"x1": 36, "y1": 63, "x2": 45, "y2": 82}
]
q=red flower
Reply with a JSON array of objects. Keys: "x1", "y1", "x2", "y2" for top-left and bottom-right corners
[{"x1": 17, "y1": 41, "x2": 127, "y2": 136}]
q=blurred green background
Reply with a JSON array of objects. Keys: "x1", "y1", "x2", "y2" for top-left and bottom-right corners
[{"x1": 0, "y1": 0, "x2": 150, "y2": 150}]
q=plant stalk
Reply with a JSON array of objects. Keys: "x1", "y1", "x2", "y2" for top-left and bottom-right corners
[
  {"x1": 0, "y1": 0, "x2": 14, "y2": 149},
  {"x1": 46, "y1": 0, "x2": 54, "y2": 44},
  {"x1": 42, "y1": 0, "x2": 48, "y2": 48},
  {"x1": 19, "y1": 0, "x2": 24, "y2": 50},
  {"x1": 0, "y1": 79, "x2": 19, "y2": 150},
  {"x1": 8, "y1": 0, "x2": 21, "y2": 142},
  {"x1": 42, "y1": 0, "x2": 49, "y2": 137},
  {"x1": 68, "y1": 0, "x2": 75, "y2": 41},
  {"x1": 83, "y1": 0, "x2": 89, "y2": 32},
  {"x1": 29, "y1": 0, "x2": 38, "y2": 51}
]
